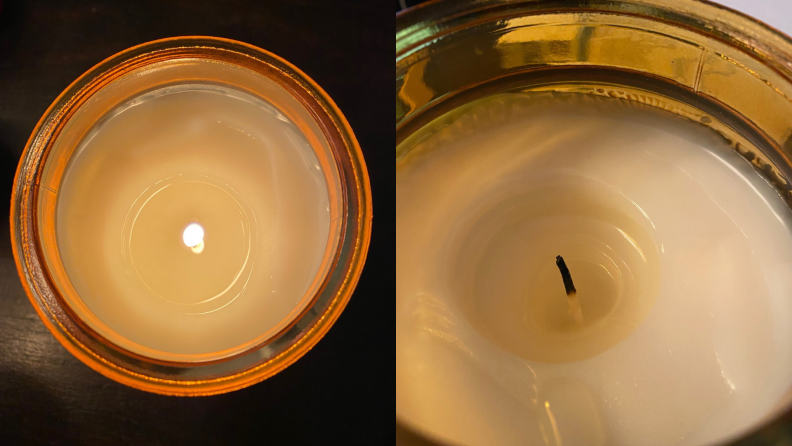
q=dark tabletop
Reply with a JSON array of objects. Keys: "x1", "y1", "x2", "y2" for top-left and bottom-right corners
[{"x1": 0, "y1": 1, "x2": 393, "y2": 444}]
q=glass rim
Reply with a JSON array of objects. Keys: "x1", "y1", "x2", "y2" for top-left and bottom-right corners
[{"x1": 12, "y1": 36, "x2": 372, "y2": 396}]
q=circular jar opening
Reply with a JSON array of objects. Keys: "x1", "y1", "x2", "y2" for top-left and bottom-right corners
[
  {"x1": 46, "y1": 77, "x2": 342, "y2": 362},
  {"x1": 13, "y1": 37, "x2": 371, "y2": 395}
]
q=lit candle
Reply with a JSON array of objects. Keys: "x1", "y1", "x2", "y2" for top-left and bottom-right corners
[
  {"x1": 396, "y1": 92, "x2": 792, "y2": 445},
  {"x1": 49, "y1": 83, "x2": 334, "y2": 361},
  {"x1": 13, "y1": 38, "x2": 370, "y2": 394}
]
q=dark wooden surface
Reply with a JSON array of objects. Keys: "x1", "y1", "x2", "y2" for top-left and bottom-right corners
[{"x1": 0, "y1": 1, "x2": 393, "y2": 444}]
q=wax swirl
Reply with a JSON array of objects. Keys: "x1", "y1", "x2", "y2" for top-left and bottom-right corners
[{"x1": 397, "y1": 91, "x2": 792, "y2": 445}]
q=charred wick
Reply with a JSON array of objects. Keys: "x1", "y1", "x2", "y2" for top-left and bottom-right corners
[{"x1": 555, "y1": 255, "x2": 577, "y2": 295}]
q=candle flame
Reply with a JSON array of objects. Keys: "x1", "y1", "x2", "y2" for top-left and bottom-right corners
[{"x1": 183, "y1": 223, "x2": 205, "y2": 253}]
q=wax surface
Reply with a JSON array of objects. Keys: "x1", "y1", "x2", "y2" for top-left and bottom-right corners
[
  {"x1": 396, "y1": 93, "x2": 792, "y2": 445},
  {"x1": 57, "y1": 84, "x2": 332, "y2": 360}
]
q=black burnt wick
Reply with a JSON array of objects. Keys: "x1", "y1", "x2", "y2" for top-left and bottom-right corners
[{"x1": 555, "y1": 255, "x2": 577, "y2": 295}]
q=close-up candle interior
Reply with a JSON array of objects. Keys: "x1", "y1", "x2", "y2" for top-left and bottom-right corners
[
  {"x1": 0, "y1": 1, "x2": 390, "y2": 444},
  {"x1": 397, "y1": 0, "x2": 792, "y2": 445}
]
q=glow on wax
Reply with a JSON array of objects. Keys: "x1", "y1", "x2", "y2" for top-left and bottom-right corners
[{"x1": 54, "y1": 83, "x2": 334, "y2": 361}]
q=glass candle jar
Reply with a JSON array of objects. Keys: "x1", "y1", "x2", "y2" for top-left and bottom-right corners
[
  {"x1": 397, "y1": 0, "x2": 792, "y2": 444},
  {"x1": 12, "y1": 36, "x2": 371, "y2": 395}
]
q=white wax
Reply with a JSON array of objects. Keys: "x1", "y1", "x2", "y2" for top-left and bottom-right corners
[
  {"x1": 396, "y1": 92, "x2": 792, "y2": 445},
  {"x1": 56, "y1": 84, "x2": 334, "y2": 361}
]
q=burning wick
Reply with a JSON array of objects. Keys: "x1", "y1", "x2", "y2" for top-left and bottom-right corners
[
  {"x1": 183, "y1": 223, "x2": 205, "y2": 254},
  {"x1": 556, "y1": 255, "x2": 584, "y2": 325}
]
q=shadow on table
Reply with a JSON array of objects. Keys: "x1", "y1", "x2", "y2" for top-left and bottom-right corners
[{"x1": 0, "y1": 369, "x2": 77, "y2": 446}]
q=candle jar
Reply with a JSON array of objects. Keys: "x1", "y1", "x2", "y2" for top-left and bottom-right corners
[
  {"x1": 398, "y1": 0, "x2": 792, "y2": 444},
  {"x1": 12, "y1": 37, "x2": 371, "y2": 395}
]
